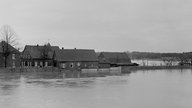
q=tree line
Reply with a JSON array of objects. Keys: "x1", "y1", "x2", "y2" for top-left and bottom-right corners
[
  {"x1": 127, "y1": 51, "x2": 182, "y2": 59},
  {"x1": 127, "y1": 51, "x2": 192, "y2": 66}
]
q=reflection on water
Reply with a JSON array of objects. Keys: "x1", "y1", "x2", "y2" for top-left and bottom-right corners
[
  {"x1": 25, "y1": 78, "x2": 97, "y2": 88},
  {"x1": 0, "y1": 72, "x2": 20, "y2": 96},
  {"x1": 0, "y1": 69, "x2": 192, "y2": 108}
]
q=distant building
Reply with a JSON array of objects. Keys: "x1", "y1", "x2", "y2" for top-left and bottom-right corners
[
  {"x1": 21, "y1": 43, "x2": 60, "y2": 67},
  {"x1": 53, "y1": 49, "x2": 98, "y2": 70},
  {"x1": 98, "y1": 52, "x2": 132, "y2": 68},
  {"x1": 0, "y1": 41, "x2": 20, "y2": 68}
]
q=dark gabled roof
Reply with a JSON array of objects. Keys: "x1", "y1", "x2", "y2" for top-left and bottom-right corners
[
  {"x1": 0, "y1": 41, "x2": 20, "y2": 53},
  {"x1": 55, "y1": 49, "x2": 98, "y2": 62},
  {"x1": 99, "y1": 52, "x2": 131, "y2": 64},
  {"x1": 101, "y1": 52, "x2": 129, "y2": 59},
  {"x1": 22, "y1": 45, "x2": 60, "y2": 59}
]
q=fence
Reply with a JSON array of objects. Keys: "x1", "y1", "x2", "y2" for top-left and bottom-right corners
[
  {"x1": 81, "y1": 67, "x2": 121, "y2": 74},
  {"x1": 81, "y1": 69, "x2": 98, "y2": 74}
]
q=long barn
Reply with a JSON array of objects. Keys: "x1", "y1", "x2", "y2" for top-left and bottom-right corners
[{"x1": 53, "y1": 49, "x2": 98, "y2": 70}]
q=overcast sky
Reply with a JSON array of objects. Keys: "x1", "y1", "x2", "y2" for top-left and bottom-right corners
[{"x1": 0, "y1": 0, "x2": 192, "y2": 52}]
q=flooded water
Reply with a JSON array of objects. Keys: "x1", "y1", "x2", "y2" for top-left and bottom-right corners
[{"x1": 0, "y1": 69, "x2": 192, "y2": 108}]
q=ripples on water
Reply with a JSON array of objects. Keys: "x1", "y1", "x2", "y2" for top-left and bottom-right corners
[
  {"x1": 25, "y1": 78, "x2": 96, "y2": 88},
  {"x1": 0, "y1": 69, "x2": 192, "y2": 108}
]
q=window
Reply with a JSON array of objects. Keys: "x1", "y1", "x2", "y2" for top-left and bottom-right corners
[
  {"x1": 21, "y1": 62, "x2": 24, "y2": 67},
  {"x1": 70, "y1": 63, "x2": 74, "y2": 68},
  {"x1": 12, "y1": 54, "x2": 15, "y2": 60},
  {"x1": 40, "y1": 62, "x2": 43, "y2": 67},
  {"x1": 28, "y1": 62, "x2": 30, "y2": 66},
  {"x1": 61, "y1": 63, "x2": 66, "y2": 69},
  {"x1": 35, "y1": 61, "x2": 38, "y2": 67},
  {"x1": 12, "y1": 62, "x2": 15, "y2": 68},
  {"x1": 25, "y1": 61, "x2": 28, "y2": 67},
  {"x1": 77, "y1": 62, "x2": 81, "y2": 67},
  {"x1": 45, "y1": 62, "x2": 48, "y2": 67}
]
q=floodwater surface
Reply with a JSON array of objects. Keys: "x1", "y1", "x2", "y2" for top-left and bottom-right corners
[{"x1": 0, "y1": 69, "x2": 192, "y2": 108}]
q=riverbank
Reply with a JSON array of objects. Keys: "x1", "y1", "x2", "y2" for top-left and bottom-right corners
[{"x1": 122, "y1": 66, "x2": 192, "y2": 73}]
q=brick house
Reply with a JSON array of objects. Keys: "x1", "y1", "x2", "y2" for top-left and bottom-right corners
[
  {"x1": 21, "y1": 43, "x2": 60, "y2": 67},
  {"x1": 98, "y1": 52, "x2": 132, "y2": 68},
  {"x1": 0, "y1": 41, "x2": 20, "y2": 68},
  {"x1": 53, "y1": 49, "x2": 98, "y2": 70}
]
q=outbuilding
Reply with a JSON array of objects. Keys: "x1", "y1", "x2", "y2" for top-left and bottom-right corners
[{"x1": 98, "y1": 52, "x2": 132, "y2": 68}]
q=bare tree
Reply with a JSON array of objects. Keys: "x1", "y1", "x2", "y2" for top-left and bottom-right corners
[
  {"x1": 178, "y1": 52, "x2": 192, "y2": 66},
  {"x1": 0, "y1": 25, "x2": 18, "y2": 68},
  {"x1": 41, "y1": 43, "x2": 52, "y2": 67},
  {"x1": 162, "y1": 57, "x2": 178, "y2": 66}
]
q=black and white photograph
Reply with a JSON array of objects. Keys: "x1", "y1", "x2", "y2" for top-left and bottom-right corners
[{"x1": 0, "y1": 0, "x2": 192, "y2": 108}]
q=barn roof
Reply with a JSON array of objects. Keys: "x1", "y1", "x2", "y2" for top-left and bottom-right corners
[
  {"x1": 99, "y1": 52, "x2": 131, "y2": 64},
  {"x1": 55, "y1": 49, "x2": 98, "y2": 62},
  {"x1": 22, "y1": 44, "x2": 60, "y2": 59}
]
